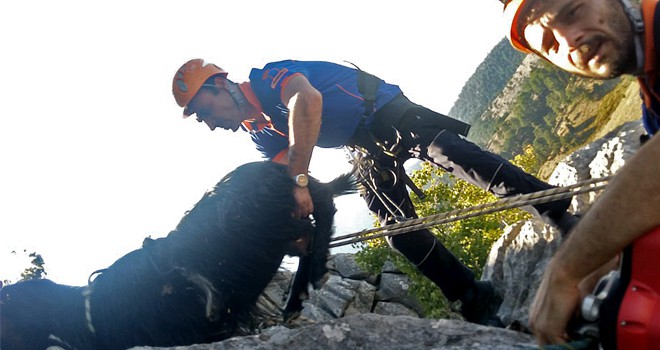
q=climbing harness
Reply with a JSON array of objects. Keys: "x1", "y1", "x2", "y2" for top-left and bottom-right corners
[
  {"x1": 345, "y1": 139, "x2": 425, "y2": 223},
  {"x1": 343, "y1": 61, "x2": 428, "y2": 224}
]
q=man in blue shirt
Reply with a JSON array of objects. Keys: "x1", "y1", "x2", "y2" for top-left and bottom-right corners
[{"x1": 172, "y1": 58, "x2": 577, "y2": 327}]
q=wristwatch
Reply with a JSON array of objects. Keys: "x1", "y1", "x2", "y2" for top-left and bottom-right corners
[{"x1": 292, "y1": 174, "x2": 309, "y2": 188}]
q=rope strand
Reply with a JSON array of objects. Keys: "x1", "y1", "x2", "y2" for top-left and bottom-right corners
[{"x1": 329, "y1": 176, "x2": 612, "y2": 248}]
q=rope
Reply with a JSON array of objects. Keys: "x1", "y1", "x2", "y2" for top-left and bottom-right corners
[
  {"x1": 346, "y1": 144, "x2": 410, "y2": 221},
  {"x1": 329, "y1": 175, "x2": 612, "y2": 248}
]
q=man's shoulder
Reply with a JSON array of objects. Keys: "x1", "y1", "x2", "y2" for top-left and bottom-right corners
[
  {"x1": 260, "y1": 60, "x2": 352, "y2": 71},
  {"x1": 261, "y1": 59, "x2": 296, "y2": 68}
]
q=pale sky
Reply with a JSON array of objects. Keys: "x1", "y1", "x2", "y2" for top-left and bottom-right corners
[{"x1": 0, "y1": 1, "x2": 506, "y2": 285}]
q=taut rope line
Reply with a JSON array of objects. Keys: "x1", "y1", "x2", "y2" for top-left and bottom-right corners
[{"x1": 329, "y1": 175, "x2": 612, "y2": 248}]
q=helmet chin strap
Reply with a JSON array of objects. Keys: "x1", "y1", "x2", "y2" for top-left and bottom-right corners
[
  {"x1": 225, "y1": 80, "x2": 247, "y2": 110},
  {"x1": 619, "y1": 0, "x2": 645, "y2": 74}
]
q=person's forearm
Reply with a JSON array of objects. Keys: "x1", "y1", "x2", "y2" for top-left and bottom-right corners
[
  {"x1": 287, "y1": 91, "x2": 322, "y2": 177},
  {"x1": 552, "y1": 134, "x2": 660, "y2": 282}
]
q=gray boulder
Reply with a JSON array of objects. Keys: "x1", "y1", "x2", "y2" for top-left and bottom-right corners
[
  {"x1": 129, "y1": 314, "x2": 536, "y2": 350},
  {"x1": 484, "y1": 120, "x2": 645, "y2": 330}
]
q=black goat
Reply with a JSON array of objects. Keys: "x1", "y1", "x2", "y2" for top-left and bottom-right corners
[{"x1": 0, "y1": 161, "x2": 355, "y2": 349}]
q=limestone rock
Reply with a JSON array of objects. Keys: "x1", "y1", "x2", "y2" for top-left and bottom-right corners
[{"x1": 129, "y1": 314, "x2": 536, "y2": 350}]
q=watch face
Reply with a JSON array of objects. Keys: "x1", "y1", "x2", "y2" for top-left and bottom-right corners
[{"x1": 294, "y1": 174, "x2": 308, "y2": 187}]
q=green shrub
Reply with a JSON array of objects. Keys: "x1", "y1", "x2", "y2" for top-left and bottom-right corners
[{"x1": 354, "y1": 151, "x2": 536, "y2": 317}]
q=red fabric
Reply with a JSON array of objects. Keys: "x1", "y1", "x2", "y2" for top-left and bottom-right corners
[{"x1": 617, "y1": 226, "x2": 660, "y2": 349}]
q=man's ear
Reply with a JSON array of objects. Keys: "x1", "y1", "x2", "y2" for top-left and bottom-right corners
[{"x1": 213, "y1": 76, "x2": 229, "y2": 89}]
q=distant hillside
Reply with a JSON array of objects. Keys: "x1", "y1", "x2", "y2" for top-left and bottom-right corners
[
  {"x1": 449, "y1": 42, "x2": 641, "y2": 179},
  {"x1": 448, "y1": 38, "x2": 525, "y2": 125}
]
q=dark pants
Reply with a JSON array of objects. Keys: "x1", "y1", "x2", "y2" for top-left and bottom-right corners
[{"x1": 350, "y1": 94, "x2": 569, "y2": 301}]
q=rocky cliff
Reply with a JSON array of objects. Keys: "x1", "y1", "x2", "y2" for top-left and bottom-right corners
[{"x1": 131, "y1": 121, "x2": 646, "y2": 350}]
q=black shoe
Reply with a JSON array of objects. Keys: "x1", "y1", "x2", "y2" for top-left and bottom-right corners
[
  {"x1": 460, "y1": 281, "x2": 505, "y2": 328},
  {"x1": 546, "y1": 211, "x2": 580, "y2": 237},
  {"x1": 540, "y1": 195, "x2": 580, "y2": 237}
]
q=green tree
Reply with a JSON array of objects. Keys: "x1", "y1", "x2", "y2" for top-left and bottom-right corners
[
  {"x1": 19, "y1": 251, "x2": 47, "y2": 281},
  {"x1": 512, "y1": 145, "x2": 541, "y2": 175}
]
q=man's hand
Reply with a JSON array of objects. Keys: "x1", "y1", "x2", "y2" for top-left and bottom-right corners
[
  {"x1": 293, "y1": 186, "x2": 314, "y2": 218},
  {"x1": 529, "y1": 261, "x2": 582, "y2": 346}
]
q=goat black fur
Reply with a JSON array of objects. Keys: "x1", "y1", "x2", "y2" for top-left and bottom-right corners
[{"x1": 0, "y1": 161, "x2": 355, "y2": 350}]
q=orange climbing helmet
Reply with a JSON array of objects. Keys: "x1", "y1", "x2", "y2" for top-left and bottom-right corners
[
  {"x1": 502, "y1": 0, "x2": 533, "y2": 53},
  {"x1": 172, "y1": 59, "x2": 228, "y2": 110}
]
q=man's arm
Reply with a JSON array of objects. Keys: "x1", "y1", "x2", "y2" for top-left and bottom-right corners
[
  {"x1": 530, "y1": 133, "x2": 660, "y2": 345},
  {"x1": 281, "y1": 74, "x2": 323, "y2": 218}
]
